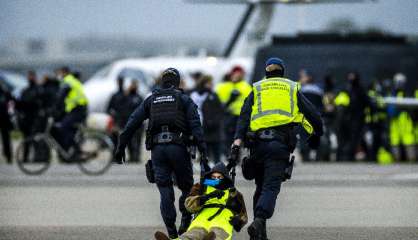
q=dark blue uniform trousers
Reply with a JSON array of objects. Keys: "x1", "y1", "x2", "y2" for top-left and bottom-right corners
[
  {"x1": 53, "y1": 106, "x2": 87, "y2": 151},
  {"x1": 251, "y1": 140, "x2": 290, "y2": 219},
  {"x1": 151, "y1": 144, "x2": 194, "y2": 232}
]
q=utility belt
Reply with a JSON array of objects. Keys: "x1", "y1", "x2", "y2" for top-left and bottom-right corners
[
  {"x1": 246, "y1": 125, "x2": 296, "y2": 150},
  {"x1": 152, "y1": 132, "x2": 184, "y2": 145},
  {"x1": 146, "y1": 125, "x2": 190, "y2": 150}
]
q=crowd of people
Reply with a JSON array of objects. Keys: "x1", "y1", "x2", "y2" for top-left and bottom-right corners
[
  {"x1": 1, "y1": 65, "x2": 417, "y2": 164},
  {"x1": 299, "y1": 70, "x2": 418, "y2": 163},
  {"x1": 0, "y1": 67, "x2": 88, "y2": 164}
]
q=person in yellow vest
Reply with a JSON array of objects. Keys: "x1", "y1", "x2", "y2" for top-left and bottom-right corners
[
  {"x1": 216, "y1": 66, "x2": 252, "y2": 150},
  {"x1": 54, "y1": 66, "x2": 88, "y2": 159},
  {"x1": 388, "y1": 73, "x2": 415, "y2": 162},
  {"x1": 365, "y1": 81, "x2": 393, "y2": 164},
  {"x1": 154, "y1": 162, "x2": 248, "y2": 240},
  {"x1": 232, "y1": 58, "x2": 323, "y2": 240}
]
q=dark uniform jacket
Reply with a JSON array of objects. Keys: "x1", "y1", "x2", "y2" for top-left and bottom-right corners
[{"x1": 118, "y1": 88, "x2": 206, "y2": 152}]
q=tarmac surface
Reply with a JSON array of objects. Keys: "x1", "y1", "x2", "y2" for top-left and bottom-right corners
[{"x1": 1, "y1": 163, "x2": 418, "y2": 240}]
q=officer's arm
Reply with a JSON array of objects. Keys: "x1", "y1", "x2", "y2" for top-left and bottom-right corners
[
  {"x1": 297, "y1": 91, "x2": 323, "y2": 136},
  {"x1": 183, "y1": 95, "x2": 206, "y2": 153},
  {"x1": 118, "y1": 96, "x2": 150, "y2": 149},
  {"x1": 234, "y1": 92, "x2": 254, "y2": 140}
]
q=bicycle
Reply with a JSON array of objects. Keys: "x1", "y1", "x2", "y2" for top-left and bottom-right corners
[{"x1": 16, "y1": 117, "x2": 114, "y2": 176}]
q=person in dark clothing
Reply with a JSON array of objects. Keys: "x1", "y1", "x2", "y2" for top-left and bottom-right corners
[
  {"x1": 114, "y1": 68, "x2": 207, "y2": 239},
  {"x1": 190, "y1": 75, "x2": 223, "y2": 163},
  {"x1": 0, "y1": 82, "x2": 13, "y2": 163},
  {"x1": 321, "y1": 75, "x2": 338, "y2": 161},
  {"x1": 39, "y1": 75, "x2": 61, "y2": 128},
  {"x1": 125, "y1": 80, "x2": 144, "y2": 163},
  {"x1": 15, "y1": 71, "x2": 43, "y2": 161},
  {"x1": 334, "y1": 72, "x2": 370, "y2": 161},
  {"x1": 107, "y1": 77, "x2": 128, "y2": 144},
  {"x1": 298, "y1": 69, "x2": 324, "y2": 161},
  {"x1": 232, "y1": 58, "x2": 323, "y2": 240}
]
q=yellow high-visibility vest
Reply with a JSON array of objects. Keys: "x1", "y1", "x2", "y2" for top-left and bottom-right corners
[
  {"x1": 63, "y1": 74, "x2": 88, "y2": 112},
  {"x1": 216, "y1": 80, "x2": 252, "y2": 116},
  {"x1": 187, "y1": 185, "x2": 233, "y2": 240},
  {"x1": 250, "y1": 77, "x2": 313, "y2": 134}
]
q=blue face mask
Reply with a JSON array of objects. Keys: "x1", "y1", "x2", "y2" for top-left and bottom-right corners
[{"x1": 203, "y1": 179, "x2": 221, "y2": 187}]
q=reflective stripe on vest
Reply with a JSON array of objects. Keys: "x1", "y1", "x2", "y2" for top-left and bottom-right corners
[{"x1": 250, "y1": 78, "x2": 299, "y2": 132}]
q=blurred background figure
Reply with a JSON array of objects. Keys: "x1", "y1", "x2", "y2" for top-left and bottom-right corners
[
  {"x1": 334, "y1": 72, "x2": 370, "y2": 161},
  {"x1": 39, "y1": 74, "x2": 60, "y2": 129},
  {"x1": 321, "y1": 74, "x2": 337, "y2": 161},
  {"x1": 216, "y1": 66, "x2": 251, "y2": 154},
  {"x1": 0, "y1": 81, "x2": 13, "y2": 164},
  {"x1": 53, "y1": 67, "x2": 88, "y2": 159},
  {"x1": 125, "y1": 80, "x2": 144, "y2": 163},
  {"x1": 15, "y1": 71, "x2": 42, "y2": 161},
  {"x1": 106, "y1": 77, "x2": 144, "y2": 163},
  {"x1": 388, "y1": 73, "x2": 416, "y2": 162},
  {"x1": 189, "y1": 74, "x2": 223, "y2": 163},
  {"x1": 107, "y1": 77, "x2": 127, "y2": 145},
  {"x1": 298, "y1": 69, "x2": 324, "y2": 162},
  {"x1": 364, "y1": 79, "x2": 392, "y2": 163}
]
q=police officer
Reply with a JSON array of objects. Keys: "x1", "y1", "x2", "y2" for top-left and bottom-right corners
[
  {"x1": 114, "y1": 68, "x2": 207, "y2": 239},
  {"x1": 54, "y1": 67, "x2": 88, "y2": 157},
  {"x1": 232, "y1": 58, "x2": 323, "y2": 240}
]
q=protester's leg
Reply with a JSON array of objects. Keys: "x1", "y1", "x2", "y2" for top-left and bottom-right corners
[{"x1": 180, "y1": 227, "x2": 208, "y2": 240}]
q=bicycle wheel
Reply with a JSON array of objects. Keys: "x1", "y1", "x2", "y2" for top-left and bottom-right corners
[
  {"x1": 16, "y1": 137, "x2": 51, "y2": 175},
  {"x1": 77, "y1": 132, "x2": 114, "y2": 176}
]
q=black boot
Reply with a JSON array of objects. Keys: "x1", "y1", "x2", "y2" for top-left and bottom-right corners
[
  {"x1": 166, "y1": 223, "x2": 178, "y2": 239},
  {"x1": 178, "y1": 215, "x2": 192, "y2": 235},
  {"x1": 248, "y1": 217, "x2": 265, "y2": 240}
]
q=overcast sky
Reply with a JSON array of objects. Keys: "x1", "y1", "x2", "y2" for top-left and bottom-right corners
[{"x1": 1, "y1": 0, "x2": 417, "y2": 45}]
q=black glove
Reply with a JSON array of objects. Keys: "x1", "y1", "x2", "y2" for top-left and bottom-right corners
[
  {"x1": 308, "y1": 134, "x2": 320, "y2": 149},
  {"x1": 227, "y1": 145, "x2": 240, "y2": 169},
  {"x1": 113, "y1": 147, "x2": 126, "y2": 164},
  {"x1": 200, "y1": 190, "x2": 225, "y2": 205},
  {"x1": 229, "y1": 215, "x2": 242, "y2": 232}
]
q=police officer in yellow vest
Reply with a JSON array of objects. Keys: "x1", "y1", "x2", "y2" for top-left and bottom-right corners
[
  {"x1": 216, "y1": 66, "x2": 252, "y2": 149},
  {"x1": 154, "y1": 162, "x2": 248, "y2": 240},
  {"x1": 54, "y1": 66, "x2": 88, "y2": 157},
  {"x1": 388, "y1": 73, "x2": 415, "y2": 162},
  {"x1": 232, "y1": 58, "x2": 323, "y2": 240}
]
